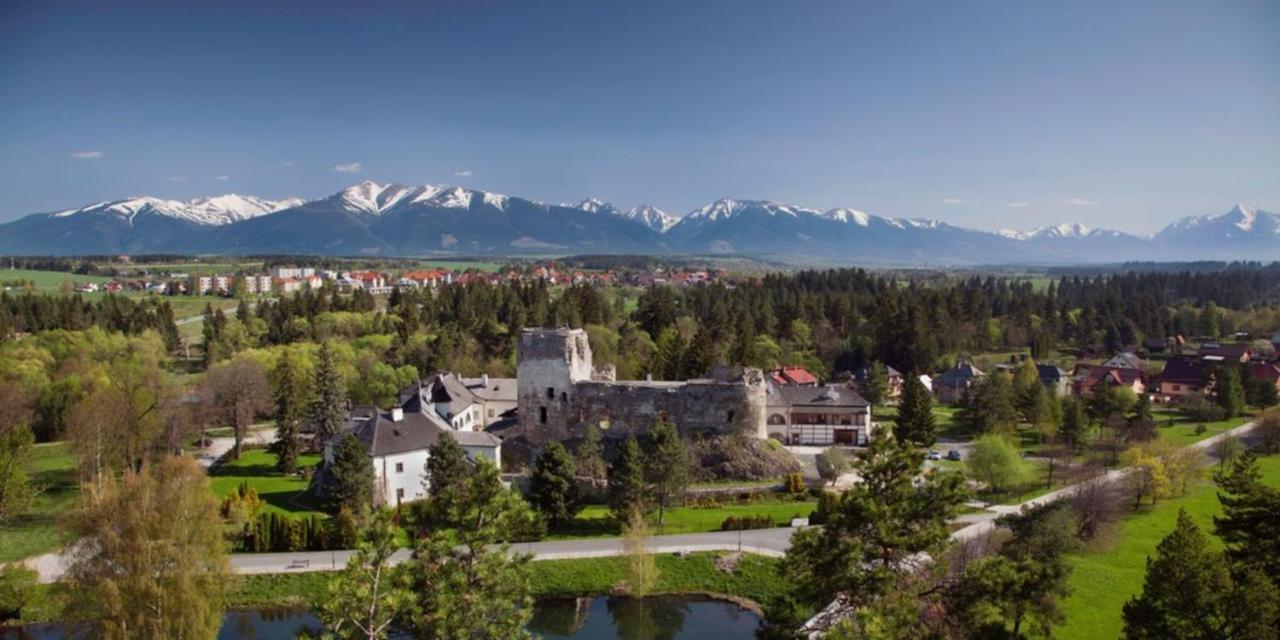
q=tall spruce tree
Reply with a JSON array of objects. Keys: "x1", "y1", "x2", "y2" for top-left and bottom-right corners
[
  {"x1": 1214, "y1": 453, "x2": 1280, "y2": 584},
  {"x1": 644, "y1": 420, "x2": 689, "y2": 527},
  {"x1": 420, "y1": 432, "x2": 471, "y2": 528},
  {"x1": 270, "y1": 352, "x2": 306, "y2": 474},
  {"x1": 327, "y1": 434, "x2": 373, "y2": 515},
  {"x1": 308, "y1": 341, "x2": 346, "y2": 453},
  {"x1": 529, "y1": 442, "x2": 581, "y2": 528},
  {"x1": 1059, "y1": 396, "x2": 1088, "y2": 449},
  {"x1": 863, "y1": 362, "x2": 890, "y2": 407},
  {"x1": 1216, "y1": 366, "x2": 1246, "y2": 419},
  {"x1": 575, "y1": 425, "x2": 606, "y2": 482},
  {"x1": 607, "y1": 436, "x2": 647, "y2": 522},
  {"x1": 894, "y1": 371, "x2": 937, "y2": 447}
]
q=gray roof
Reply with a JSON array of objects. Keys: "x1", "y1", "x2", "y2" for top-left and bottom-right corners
[
  {"x1": 459, "y1": 376, "x2": 517, "y2": 403},
  {"x1": 936, "y1": 361, "x2": 984, "y2": 385},
  {"x1": 344, "y1": 407, "x2": 499, "y2": 458},
  {"x1": 768, "y1": 383, "x2": 869, "y2": 409}
]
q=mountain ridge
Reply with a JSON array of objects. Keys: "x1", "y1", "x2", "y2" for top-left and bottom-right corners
[{"x1": 0, "y1": 182, "x2": 1274, "y2": 263}]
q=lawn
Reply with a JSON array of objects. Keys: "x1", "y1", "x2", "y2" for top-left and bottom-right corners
[
  {"x1": 208, "y1": 449, "x2": 325, "y2": 516},
  {"x1": 0, "y1": 268, "x2": 111, "y2": 292},
  {"x1": 1056, "y1": 453, "x2": 1280, "y2": 640},
  {"x1": 550, "y1": 500, "x2": 816, "y2": 539},
  {"x1": 223, "y1": 552, "x2": 788, "y2": 613},
  {"x1": 0, "y1": 442, "x2": 79, "y2": 563},
  {"x1": 1151, "y1": 408, "x2": 1250, "y2": 447}
]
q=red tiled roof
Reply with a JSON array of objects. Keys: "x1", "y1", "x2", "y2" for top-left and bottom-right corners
[{"x1": 771, "y1": 366, "x2": 818, "y2": 386}]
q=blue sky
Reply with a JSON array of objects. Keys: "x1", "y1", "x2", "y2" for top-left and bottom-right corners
[{"x1": 0, "y1": 0, "x2": 1276, "y2": 233}]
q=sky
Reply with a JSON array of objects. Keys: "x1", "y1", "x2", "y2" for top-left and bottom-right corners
[{"x1": 0, "y1": 0, "x2": 1277, "y2": 234}]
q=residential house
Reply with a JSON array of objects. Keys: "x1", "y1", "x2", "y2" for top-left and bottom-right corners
[
  {"x1": 326, "y1": 405, "x2": 501, "y2": 506},
  {"x1": 1198, "y1": 342, "x2": 1252, "y2": 364},
  {"x1": 1101, "y1": 352, "x2": 1145, "y2": 370},
  {"x1": 765, "y1": 383, "x2": 872, "y2": 445},
  {"x1": 1076, "y1": 366, "x2": 1147, "y2": 397},
  {"x1": 1143, "y1": 337, "x2": 1169, "y2": 355},
  {"x1": 933, "y1": 361, "x2": 985, "y2": 404},
  {"x1": 404, "y1": 372, "x2": 518, "y2": 429},
  {"x1": 1156, "y1": 358, "x2": 1208, "y2": 401},
  {"x1": 850, "y1": 364, "x2": 905, "y2": 399},
  {"x1": 1036, "y1": 364, "x2": 1070, "y2": 397},
  {"x1": 276, "y1": 278, "x2": 302, "y2": 294},
  {"x1": 768, "y1": 366, "x2": 820, "y2": 387},
  {"x1": 1247, "y1": 362, "x2": 1280, "y2": 395},
  {"x1": 398, "y1": 269, "x2": 453, "y2": 288}
]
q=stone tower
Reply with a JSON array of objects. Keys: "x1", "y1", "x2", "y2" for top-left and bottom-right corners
[{"x1": 517, "y1": 328, "x2": 593, "y2": 436}]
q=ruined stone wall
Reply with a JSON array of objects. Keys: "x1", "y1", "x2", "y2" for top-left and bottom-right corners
[{"x1": 515, "y1": 327, "x2": 767, "y2": 446}]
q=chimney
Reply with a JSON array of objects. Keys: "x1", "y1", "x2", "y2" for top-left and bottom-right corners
[
  {"x1": 482, "y1": 373, "x2": 490, "y2": 387},
  {"x1": 646, "y1": 373, "x2": 653, "y2": 382},
  {"x1": 390, "y1": 407, "x2": 404, "y2": 422}
]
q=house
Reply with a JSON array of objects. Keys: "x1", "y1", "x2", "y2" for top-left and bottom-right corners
[
  {"x1": 766, "y1": 383, "x2": 872, "y2": 445},
  {"x1": 1247, "y1": 362, "x2": 1280, "y2": 394},
  {"x1": 933, "y1": 361, "x2": 984, "y2": 404},
  {"x1": 1156, "y1": 358, "x2": 1208, "y2": 401},
  {"x1": 327, "y1": 405, "x2": 501, "y2": 506},
  {"x1": 399, "y1": 269, "x2": 453, "y2": 288},
  {"x1": 1143, "y1": 337, "x2": 1169, "y2": 355},
  {"x1": 270, "y1": 266, "x2": 316, "y2": 279},
  {"x1": 918, "y1": 374, "x2": 933, "y2": 393},
  {"x1": 851, "y1": 364, "x2": 905, "y2": 399},
  {"x1": 769, "y1": 366, "x2": 820, "y2": 387},
  {"x1": 242, "y1": 274, "x2": 272, "y2": 294},
  {"x1": 404, "y1": 372, "x2": 518, "y2": 429},
  {"x1": 276, "y1": 278, "x2": 302, "y2": 293},
  {"x1": 1036, "y1": 364, "x2": 1070, "y2": 397},
  {"x1": 1198, "y1": 342, "x2": 1252, "y2": 364},
  {"x1": 1101, "y1": 352, "x2": 1145, "y2": 370},
  {"x1": 1077, "y1": 366, "x2": 1147, "y2": 397}
]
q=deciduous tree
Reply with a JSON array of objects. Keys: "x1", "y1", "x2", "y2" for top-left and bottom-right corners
[
  {"x1": 201, "y1": 356, "x2": 271, "y2": 460},
  {"x1": 314, "y1": 510, "x2": 413, "y2": 640}
]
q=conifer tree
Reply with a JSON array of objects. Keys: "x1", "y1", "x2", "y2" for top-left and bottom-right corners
[
  {"x1": 607, "y1": 435, "x2": 647, "y2": 522},
  {"x1": 308, "y1": 341, "x2": 346, "y2": 453},
  {"x1": 1059, "y1": 396, "x2": 1088, "y2": 450},
  {"x1": 1214, "y1": 453, "x2": 1280, "y2": 583},
  {"x1": 270, "y1": 352, "x2": 306, "y2": 474},
  {"x1": 1216, "y1": 366, "x2": 1246, "y2": 419},
  {"x1": 327, "y1": 434, "x2": 373, "y2": 515},
  {"x1": 894, "y1": 372, "x2": 936, "y2": 447},
  {"x1": 529, "y1": 442, "x2": 581, "y2": 528},
  {"x1": 863, "y1": 362, "x2": 889, "y2": 407},
  {"x1": 644, "y1": 420, "x2": 689, "y2": 527},
  {"x1": 574, "y1": 425, "x2": 606, "y2": 482}
]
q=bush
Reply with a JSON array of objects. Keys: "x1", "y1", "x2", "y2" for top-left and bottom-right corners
[
  {"x1": 720, "y1": 514, "x2": 775, "y2": 531},
  {"x1": 238, "y1": 512, "x2": 339, "y2": 552},
  {"x1": 808, "y1": 491, "x2": 839, "y2": 526},
  {"x1": 785, "y1": 472, "x2": 805, "y2": 494},
  {"x1": 1179, "y1": 395, "x2": 1226, "y2": 423},
  {"x1": 0, "y1": 564, "x2": 38, "y2": 622}
]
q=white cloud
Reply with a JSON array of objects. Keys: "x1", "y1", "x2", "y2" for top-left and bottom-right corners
[
  {"x1": 334, "y1": 162, "x2": 362, "y2": 173},
  {"x1": 1007, "y1": 201, "x2": 1031, "y2": 208},
  {"x1": 164, "y1": 176, "x2": 188, "y2": 183},
  {"x1": 941, "y1": 198, "x2": 964, "y2": 205},
  {"x1": 454, "y1": 170, "x2": 473, "y2": 177},
  {"x1": 212, "y1": 175, "x2": 230, "y2": 181},
  {"x1": 69, "y1": 150, "x2": 104, "y2": 159},
  {"x1": 1064, "y1": 198, "x2": 1097, "y2": 206}
]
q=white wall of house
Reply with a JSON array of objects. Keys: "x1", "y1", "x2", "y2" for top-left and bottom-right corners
[{"x1": 375, "y1": 450, "x2": 429, "y2": 505}]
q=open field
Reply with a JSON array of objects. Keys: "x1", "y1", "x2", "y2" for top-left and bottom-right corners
[
  {"x1": 0, "y1": 443, "x2": 78, "y2": 563},
  {"x1": 1056, "y1": 453, "x2": 1280, "y2": 640},
  {"x1": 551, "y1": 500, "x2": 816, "y2": 539},
  {"x1": 418, "y1": 259, "x2": 505, "y2": 272},
  {"x1": 1151, "y1": 408, "x2": 1250, "y2": 446},
  {"x1": 0, "y1": 268, "x2": 111, "y2": 291},
  {"x1": 208, "y1": 449, "x2": 325, "y2": 516}
]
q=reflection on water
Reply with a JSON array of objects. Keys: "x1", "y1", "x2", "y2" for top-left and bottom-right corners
[{"x1": 0, "y1": 595, "x2": 760, "y2": 639}]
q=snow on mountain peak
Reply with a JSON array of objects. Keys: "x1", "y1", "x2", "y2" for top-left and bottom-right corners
[
  {"x1": 51, "y1": 194, "x2": 300, "y2": 226},
  {"x1": 622, "y1": 204, "x2": 678, "y2": 233},
  {"x1": 1228, "y1": 203, "x2": 1257, "y2": 231},
  {"x1": 821, "y1": 208, "x2": 871, "y2": 226},
  {"x1": 563, "y1": 198, "x2": 620, "y2": 216}
]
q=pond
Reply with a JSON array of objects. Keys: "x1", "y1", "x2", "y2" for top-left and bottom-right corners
[{"x1": 0, "y1": 595, "x2": 761, "y2": 639}]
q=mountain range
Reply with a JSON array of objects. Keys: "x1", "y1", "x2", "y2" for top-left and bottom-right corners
[{"x1": 0, "y1": 181, "x2": 1274, "y2": 264}]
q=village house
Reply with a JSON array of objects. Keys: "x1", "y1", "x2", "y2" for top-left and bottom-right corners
[
  {"x1": 769, "y1": 366, "x2": 820, "y2": 387},
  {"x1": 766, "y1": 383, "x2": 872, "y2": 445},
  {"x1": 1037, "y1": 364, "x2": 1071, "y2": 397},
  {"x1": 1156, "y1": 358, "x2": 1208, "y2": 401},
  {"x1": 1101, "y1": 352, "x2": 1145, "y2": 370},
  {"x1": 1075, "y1": 365, "x2": 1147, "y2": 397},
  {"x1": 403, "y1": 372, "x2": 518, "y2": 429},
  {"x1": 851, "y1": 364, "x2": 905, "y2": 400},
  {"x1": 933, "y1": 361, "x2": 984, "y2": 404},
  {"x1": 397, "y1": 269, "x2": 454, "y2": 288},
  {"x1": 1247, "y1": 362, "x2": 1280, "y2": 395},
  {"x1": 326, "y1": 405, "x2": 501, "y2": 506},
  {"x1": 1198, "y1": 342, "x2": 1252, "y2": 364}
]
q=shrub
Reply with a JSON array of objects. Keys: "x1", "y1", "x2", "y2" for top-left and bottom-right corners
[
  {"x1": 1179, "y1": 395, "x2": 1226, "y2": 423},
  {"x1": 808, "y1": 490, "x2": 839, "y2": 526},
  {"x1": 720, "y1": 514, "x2": 775, "y2": 531},
  {"x1": 785, "y1": 472, "x2": 805, "y2": 494}
]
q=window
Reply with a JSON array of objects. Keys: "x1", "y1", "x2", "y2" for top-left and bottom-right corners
[
  {"x1": 561, "y1": 391, "x2": 567, "y2": 402},
  {"x1": 1173, "y1": 384, "x2": 1182, "y2": 391},
  {"x1": 488, "y1": 408, "x2": 494, "y2": 417},
  {"x1": 395, "y1": 462, "x2": 403, "y2": 473},
  {"x1": 396, "y1": 488, "x2": 405, "y2": 500},
  {"x1": 727, "y1": 410, "x2": 735, "y2": 423},
  {"x1": 540, "y1": 406, "x2": 548, "y2": 424},
  {"x1": 547, "y1": 387, "x2": 555, "y2": 400}
]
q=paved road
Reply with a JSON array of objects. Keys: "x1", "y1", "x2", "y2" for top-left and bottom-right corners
[{"x1": 23, "y1": 419, "x2": 1261, "y2": 583}]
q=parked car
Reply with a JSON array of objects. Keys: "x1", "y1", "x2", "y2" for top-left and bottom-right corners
[
  {"x1": 926, "y1": 450, "x2": 942, "y2": 460},
  {"x1": 946, "y1": 449, "x2": 962, "y2": 461}
]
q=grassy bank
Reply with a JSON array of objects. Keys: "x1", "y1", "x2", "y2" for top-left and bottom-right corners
[
  {"x1": 0, "y1": 443, "x2": 78, "y2": 563},
  {"x1": 1057, "y1": 453, "x2": 1280, "y2": 640},
  {"x1": 225, "y1": 552, "x2": 787, "y2": 611},
  {"x1": 550, "y1": 500, "x2": 816, "y2": 539}
]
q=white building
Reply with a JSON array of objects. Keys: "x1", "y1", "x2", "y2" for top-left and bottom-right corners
[
  {"x1": 270, "y1": 266, "x2": 316, "y2": 279},
  {"x1": 329, "y1": 405, "x2": 501, "y2": 506},
  {"x1": 242, "y1": 274, "x2": 272, "y2": 294},
  {"x1": 402, "y1": 372, "x2": 518, "y2": 430}
]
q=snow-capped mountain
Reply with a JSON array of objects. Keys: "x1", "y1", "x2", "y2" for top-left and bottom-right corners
[
  {"x1": 1154, "y1": 204, "x2": 1280, "y2": 259},
  {"x1": 0, "y1": 184, "x2": 1273, "y2": 263},
  {"x1": 50, "y1": 194, "x2": 301, "y2": 226},
  {"x1": 622, "y1": 205, "x2": 679, "y2": 233}
]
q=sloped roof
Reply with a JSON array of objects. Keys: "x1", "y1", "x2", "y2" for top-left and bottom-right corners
[
  {"x1": 767, "y1": 383, "x2": 869, "y2": 409},
  {"x1": 1102, "y1": 352, "x2": 1144, "y2": 370},
  {"x1": 1159, "y1": 359, "x2": 1207, "y2": 386},
  {"x1": 936, "y1": 361, "x2": 984, "y2": 385},
  {"x1": 345, "y1": 407, "x2": 500, "y2": 458},
  {"x1": 770, "y1": 366, "x2": 819, "y2": 386}
]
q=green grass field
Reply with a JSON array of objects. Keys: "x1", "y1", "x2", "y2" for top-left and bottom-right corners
[
  {"x1": 0, "y1": 268, "x2": 111, "y2": 291},
  {"x1": 418, "y1": 260, "x2": 505, "y2": 272},
  {"x1": 208, "y1": 449, "x2": 324, "y2": 516},
  {"x1": 1151, "y1": 408, "x2": 1250, "y2": 447},
  {"x1": 551, "y1": 500, "x2": 816, "y2": 539},
  {"x1": 0, "y1": 442, "x2": 79, "y2": 563},
  {"x1": 1056, "y1": 453, "x2": 1280, "y2": 640}
]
